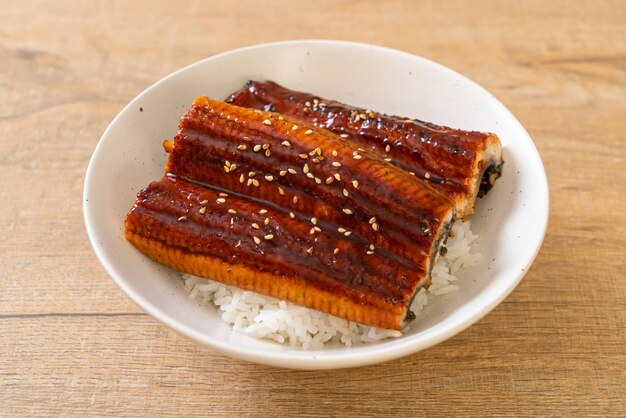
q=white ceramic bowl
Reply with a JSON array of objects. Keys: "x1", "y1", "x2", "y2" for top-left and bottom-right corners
[{"x1": 84, "y1": 40, "x2": 548, "y2": 369}]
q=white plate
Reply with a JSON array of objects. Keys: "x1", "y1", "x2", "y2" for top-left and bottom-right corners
[{"x1": 84, "y1": 40, "x2": 548, "y2": 370}]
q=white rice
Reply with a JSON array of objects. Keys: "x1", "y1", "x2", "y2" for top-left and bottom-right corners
[{"x1": 182, "y1": 220, "x2": 480, "y2": 349}]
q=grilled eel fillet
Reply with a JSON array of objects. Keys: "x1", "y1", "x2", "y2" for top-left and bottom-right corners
[
  {"x1": 126, "y1": 175, "x2": 427, "y2": 330},
  {"x1": 166, "y1": 97, "x2": 455, "y2": 272},
  {"x1": 227, "y1": 80, "x2": 504, "y2": 216},
  {"x1": 125, "y1": 97, "x2": 457, "y2": 330}
]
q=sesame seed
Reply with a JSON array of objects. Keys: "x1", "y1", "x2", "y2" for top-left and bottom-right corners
[
  {"x1": 369, "y1": 217, "x2": 377, "y2": 224},
  {"x1": 331, "y1": 150, "x2": 338, "y2": 157},
  {"x1": 177, "y1": 216, "x2": 187, "y2": 222},
  {"x1": 243, "y1": 136, "x2": 251, "y2": 141},
  {"x1": 384, "y1": 157, "x2": 392, "y2": 162},
  {"x1": 199, "y1": 207, "x2": 207, "y2": 214},
  {"x1": 385, "y1": 144, "x2": 391, "y2": 153},
  {"x1": 366, "y1": 110, "x2": 375, "y2": 118},
  {"x1": 342, "y1": 189, "x2": 349, "y2": 197},
  {"x1": 425, "y1": 172, "x2": 431, "y2": 179},
  {"x1": 289, "y1": 212, "x2": 295, "y2": 219},
  {"x1": 282, "y1": 140, "x2": 291, "y2": 147},
  {"x1": 200, "y1": 200, "x2": 209, "y2": 204},
  {"x1": 293, "y1": 196, "x2": 299, "y2": 204},
  {"x1": 223, "y1": 166, "x2": 230, "y2": 173},
  {"x1": 288, "y1": 168, "x2": 297, "y2": 175},
  {"x1": 311, "y1": 217, "x2": 317, "y2": 225},
  {"x1": 239, "y1": 174, "x2": 245, "y2": 183},
  {"x1": 305, "y1": 101, "x2": 311, "y2": 107},
  {"x1": 264, "y1": 234, "x2": 274, "y2": 240},
  {"x1": 366, "y1": 250, "x2": 374, "y2": 255},
  {"x1": 263, "y1": 119, "x2": 272, "y2": 125},
  {"x1": 334, "y1": 248, "x2": 340, "y2": 254},
  {"x1": 309, "y1": 228, "x2": 316, "y2": 235},
  {"x1": 259, "y1": 209, "x2": 268, "y2": 214},
  {"x1": 370, "y1": 244, "x2": 375, "y2": 250},
  {"x1": 219, "y1": 193, "x2": 229, "y2": 197},
  {"x1": 292, "y1": 125, "x2": 298, "y2": 131},
  {"x1": 358, "y1": 148, "x2": 365, "y2": 152},
  {"x1": 278, "y1": 187, "x2": 285, "y2": 195},
  {"x1": 304, "y1": 129, "x2": 313, "y2": 135},
  {"x1": 306, "y1": 172, "x2": 314, "y2": 179},
  {"x1": 253, "y1": 144, "x2": 262, "y2": 152},
  {"x1": 253, "y1": 237, "x2": 261, "y2": 244},
  {"x1": 307, "y1": 247, "x2": 314, "y2": 255},
  {"x1": 252, "y1": 223, "x2": 260, "y2": 229},
  {"x1": 332, "y1": 161, "x2": 342, "y2": 167},
  {"x1": 299, "y1": 153, "x2": 309, "y2": 159},
  {"x1": 260, "y1": 144, "x2": 269, "y2": 150},
  {"x1": 319, "y1": 102, "x2": 326, "y2": 107},
  {"x1": 237, "y1": 144, "x2": 247, "y2": 151},
  {"x1": 314, "y1": 226, "x2": 321, "y2": 232},
  {"x1": 265, "y1": 149, "x2": 271, "y2": 157},
  {"x1": 303, "y1": 164, "x2": 309, "y2": 174},
  {"x1": 279, "y1": 170, "x2": 287, "y2": 176},
  {"x1": 247, "y1": 179, "x2": 253, "y2": 186},
  {"x1": 230, "y1": 164, "x2": 237, "y2": 171},
  {"x1": 228, "y1": 209, "x2": 237, "y2": 214},
  {"x1": 314, "y1": 177, "x2": 322, "y2": 184},
  {"x1": 334, "y1": 173, "x2": 341, "y2": 181},
  {"x1": 342, "y1": 208, "x2": 353, "y2": 215},
  {"x1": 265, "y1": 175, "x2": 274, "y2": 181},
  {"x1": 225, "y1": 161, "x2": 231, "y2": 167},
  {"x1": 326, "y1": 177, "x2": 334, "y2": 184},
  {"x1": 352, "y1": 180, "x2": 359, "y2": 188},
  {"x1": 264, "y1": 217, "x2": 270, "y2": 225},
  {"x1": 313, "y1": 99, "x2": 319, "y2": 105},
  {"x1": 311, "y1": 158, "x2": 320, "y2": 164},
  {"x1": 405, "y1": 119, "x2": 413, "y2": 123},
  {"x1": 344, "y1": 231, "x2": 352, "y2": 236},
  {"x1": 409, "y1": 172, "x2": 415, "y2": 176},
  {"x1": 372, "y1": 222, "x2": 379, "y2": 231},
  {"x1": 253, "y1": 179, "x2": 260, "y2": 187},
  {"x1": 359, "y1": 113, "x2": 367, "y2": 120},
  {"x1": 338, "y1": 227, "x2": 346, "y2": 233},
  {"x1": 216, "y1": 198, "x2": 226, "y2": 204},
  {"x1": 340, "y1": 134, "x2": 349, "y2": 138}
]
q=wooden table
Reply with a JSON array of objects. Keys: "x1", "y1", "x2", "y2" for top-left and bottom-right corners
[{"x1": 1, "y1": 1, "x2": 624, "y2": 415}]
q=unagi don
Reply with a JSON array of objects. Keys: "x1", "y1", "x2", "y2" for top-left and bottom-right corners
[
  {"x1": 227, "y1": 80, "x2": 504, "y2": 216},
  {"x1": 125, "y1": 97, "x2": 464, "y2": 330}
]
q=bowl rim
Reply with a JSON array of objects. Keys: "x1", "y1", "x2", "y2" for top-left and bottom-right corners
[{"x1": 83, "y1": 39, "x2": 549, "y2": 370}]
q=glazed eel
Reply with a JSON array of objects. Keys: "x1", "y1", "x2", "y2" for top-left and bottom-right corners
[
  {"x1": 227, "y1": 80, "x2": 504, "y2": 216},
  {"x1": 125, "y1": 97, "x2": 457, "y2": 330}
]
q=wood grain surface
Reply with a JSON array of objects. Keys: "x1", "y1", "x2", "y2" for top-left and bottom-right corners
[{"x1": 1, "y1": 0, "x2": 624, "y2": 416}]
